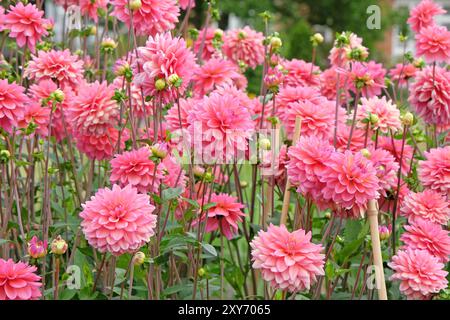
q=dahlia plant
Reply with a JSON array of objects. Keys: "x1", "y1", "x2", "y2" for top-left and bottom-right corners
[{"x1": 0, "y1": 0, "x2": 448, "y2": 302}]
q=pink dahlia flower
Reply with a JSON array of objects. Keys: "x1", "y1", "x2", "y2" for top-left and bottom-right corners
[
  {"x1": 344, "y1": 61, "x2": 386, "y2": 98},
  {"x1": 320, "y1": 67, "x2": 351, "y2": 103},
  {"x1": 0, "y1": 79, "x2": 28, "y2": 133},
  {"x1": 334, "y1": 124, "x2": 367, "y2": 152},
  {"x1": 389, "y1": 249, "x2": 447, "y2": 300},
  {"x1": 193, "y1": 28, "x2": 221, "y2": 61},
  {"x1": 222, "y1": 26, "x2": 265, "y2": 69},
  {"x1": 415, "y1": 25, "x2": 450, "y2": 64},
  {"x1": 400, "y1": 189, "x2": 450, "y2": 225},
  {"x1": 366, "y1": 148, "x2": 399, "y2": 195},
  {"x1": 389, "y1": 63, "x2": 418, "y2": 87},
  {"x1": 250, "y1": 224, "x2": 325, "y2": 293},
  {"x1": 133, "y1": 32, "x2": 197, "y2": 103},
  {"x1": 160, "y1": 155, "x2": 187, "y2": 190},
  {"x1": 165, "y1": 97, "x2": 196, "y2": 131},
  {"x1": 188, "y1": 91, "x2": 254, "y2": 164},
  {"x1": 320, "y1": 150, "x2": 380, "y2": 218},
  {"x1": 377, "y1": 136, "x2": 414, "y2": 175},
  {"x1": 80, "y1": 184, "x2": 157, "y2": 255},
  {"x1": 419, "y1": 146, "x2": 450, "y2": 195},
  {"x1": 27, "y1": 236, "x2": 47, "y2": 259},
  {"x1": 329, "y1": 32, "x2": 366, "y2": 67},
  {"x1": 80, "y1": 0, "x2": 108, "y2": 23},
  {"x1": 281, "y1": 98, "x2": 346, "y2": 141},
  {"x1": 276, "y1": 86, "x2": 324, "y2": 121},
  {"x1": 179, "y1": 0, "x2": 196, "y2": 10},
  {"x1": 0, "y1": 7, "x2": 6, "y2": 32},
  {"x1": 25, "y1": 49, "x2": 84, "y2": 91},
  {"x1": 110, "y1": 146, "x2": 164, "y2": 193},
  {"x1": 408, "y1": 0, "x2": 446, "y2": 33},
  {"x1": 192, "y1": 58, "x2": 246, "y2": 96},
  {"x1": 281, "y1": 59, "x2": 321, "y2": 88},
  {"x1": 409, "y1": 66, "x2": 450, "y2": 126},
  {"x1": 214, "y1": 83, "x2": 253, "y2": 110},
  {"x1": 28, "y1": 80, "x2": 74, "y2": 141},
  {"x1": 356, "y1": 96, "x2": 402, "y2": 133},
  {"x1": 18, "y1": 102, "x2": 51, "y2": 137},
  {"x1": 0, "y1": 259, "x2": 42, "y2": 300},
  {"x1": 287, "y1": 136, "x2": 334, "y2": 206},
  {"x1": 4, "y1": 3, "x2": 49, "y2": 53},
  {"x1": 75, "y1": 127, "x2": 129, "y2": 160},
  {"x1": 196, "y1": 193, "x2": 245, "y2": 240},
  {"x1": 111, "y1": 0, "x2": 179, "y2": 36},
  {"x1": 112, "y1": 77, "x2": 152, "y2": 119},
  {"x1": 68, "y1": 81, "x2": 119, "y2": 136},
  {"x1": 401, "y1": 219, "x2": 450, "y2": 263}
]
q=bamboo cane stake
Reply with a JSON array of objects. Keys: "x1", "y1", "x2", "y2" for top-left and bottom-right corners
[
  {"x1": 280, "y1": 117, "x2": 302, "y2": 225},
  {"x1": 367, "y1": 199, "x2": 388, "y2": 300}
]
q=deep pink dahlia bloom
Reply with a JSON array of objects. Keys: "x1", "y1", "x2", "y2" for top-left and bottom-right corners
[
  {"x1": 287, "y1": 136, "x2": 334, "y2": 207},
  {"x1": 80, "y1": 184, "x2": 157, "y2": 255},
  {"x1": 320, "y1": 150, "x2": 380, "y2": 217},
  {"x1": 415, "y1": 25, "x2": 450, "y2": 64},
  {"x1": 68, "y1": 81, "x2": 119, "y2": 136},
  {"x1": 400, "y1": 189, "x2": 450, "y2": 225},
  {"x1": 250, "y1": 224, "x2": 325, "y2": 293},
  {"x1": 111, "y1": 0, "x2": 179, "y2": 36},
  {"x1": 281, "y1": 59, "x2": 321, "y2": 88},
  {"x1": 418, "y1": 146, "x2": 450, "y2": 195},
  {"x1": 165, "y1": 97, "x2": 196, "y2": 131},
  {"x1": 25, "y1": 49, "x2": 84, "y2": 91},
  {"x1": 276, "y1": 86, "x2": 324, "y2": 122},
  {"x1": 179, "y1": 0, "x2": 196, "y2": 10},
  {"x1": 192, "y1": 58, "x2": 246, "y2": 96},
  {"x1": 320, "y1": 67, "x2": 351, "y2": 103},
  {"x1": 18, "y1": 102, "x2": 51, "y2": 137},
  {"x1": 345, "y1": 61, "x2": 386, "y2": 98},
  {"x1": 367, "y1": 148, "x2": 399, "y2": 195},
  {"x1": 133, "y1": 32, "x2": 197, "y2": 103},
  {"x1": 75, "y1": 127, "x2": 129, "y2": 160},
  {"x1": 409, "y1": 66, "x2": 450, "y2": 126},
  {"x1": 110, "y1": 146, "x2": 164, "y2": 193},
  {"x1": 333, "y1": 124, "x2": 367, "y2": 152},
  {"x1": 408, "y1": 0, "x2": 446, "y2": 33},
  {"x1": 356, "y1": 96, "x2": 402, "y2": 133},
  {"x1": 377, "y1": 136, "x2": 414, "y2": 175},
  {"x1": 222, "y1": 26, "x2": 265, "y2": 69},
  {"x1": 193, "y1": 28, "x2": 220, "y2": 61},
  {"x1": 196, "y1": 193, "x2": 245, "y2": 240},
  {"x1": 0, "y1": 79, "x2": 28, "y2": 133},
  {"x1": 401, "y1": 219, "x2": 450, "y2": 263},
  {"x1": 4, "y1": 3, "x2": 49, "y2": 53},
  {"x1": 389, "y1": 63, "x2": 418, "y2": 87},
  {"x1": 0, "y1": 259, "x2": 42, "y2": 300},
  {"x1": 0, "y1": 7, "x2": 6, "y2": 32},
  {"x1": 389, "y1": 249, "x2": 447, "y2": 300}
]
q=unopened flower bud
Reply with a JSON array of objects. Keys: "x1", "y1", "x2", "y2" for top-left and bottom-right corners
[
  {"x1": 0, "y1": 150, "x2": 11, "y2": 163},
  {"x1": 50, "y1": 235, "x2": 68, "y2": 255},
  {"x1": 101, "y1": 38, "x2": 117, "y2": 52},
  {"x1": 151, "y1": 143, "x2": 168, "y2": 159},
  {"x1": 402, "y1": 112, "x2": 414, "y2": 126},
  {"x1": 214, "y1": 29, "x2": 224, "y2": 38},
  {"x1": 379, "y1": 225, "x2": 391, "y2": 241},
  {"x1": 133, "y1": 251, "x2": 145, "y2": 266},
  {"x1": 240, "y1": 180, "x2": 248, "y2": 189},
  {"x1": 129, "y1": 0, "x2": 142, "y2": 10},
  {"x1": 259, "y1": 138, "x2": 271, "y2": 150},
  {"x1": 270, "y1": 36, "x2": 282, "y2": 50},
  {"x1": 168, "y1": 74, "x2": 182, "y2": 88},
  {"x1": 193, "y1": 166, "x2": 205, "y2": 178},
  {"x1": 203, "y1": 171, "x2": 214, "y2": 183},
  {"x1": 360, "y1": 148, "x2": 371, "y2": 158},
  {"x1": 311, "y1": 33, "x2": 324, "y2": 45},
  {"x1": 198, "y1": 267, "x2": 206, "y2": 277},
  {"x1": 28, "y1": 236, "x2": 47, "y2": 259},
  {"x1": 369, "y1": 113, "x2": 379, "y2": 125},
  {"x1": 324, "y1": 211, "x2": 331, "y2": 220},
  {"x1": 155, "y1": 78, "x2": 166, "y2": 91},
  {"x1": 50, "y1": 89, "x2": 65, "y2": 103},
  {"x1": 238, "y1": 31, "x2": 247, "y2": 39},
  {"x1": 88, "y1": 25, "x2": 97, "y2": 36}
]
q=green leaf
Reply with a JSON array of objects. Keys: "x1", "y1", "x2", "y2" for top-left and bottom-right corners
[
  {"x1": 162, "y1": 187, "x2": 183, "y2": 201},
  {"x1": 201, "y1": 243, "x2": 217, "y2": 257}
]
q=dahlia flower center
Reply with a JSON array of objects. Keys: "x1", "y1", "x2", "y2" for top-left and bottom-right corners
[{"x1": 109, "y1": 205, "x2": 127, "y2": 222}]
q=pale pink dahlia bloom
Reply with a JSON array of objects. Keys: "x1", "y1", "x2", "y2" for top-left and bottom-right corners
[
  {"x1": 419, "y1": 146, "x2": 450, "y2": 195},
  {"x1": 389, "y1": 63, "x2": 418, "y2": 87},
  {"x1": 133, "y1": 32, "x2": 197, "y2": 103},
  {"x1": 80, "y1": 184, "x2": 157, "y2": 256},
  {"x1": 75, "y1": 127, "x2": 129, "y2": 160},
  {"x1": 4, "y1": 3, "x2": 49, "y2": 53},
  {"x1": 192, "y1": 58, "x2": 246, "y2": 96},
  {"x1": 0, "y1": 259, "x2": 42, "y2": 300},
  {"x1": 343, "y1": 61, "x2": 386, "y2": 98},
  {"x1": 0, "y1": 80, "x2": 28, "y2": 133},
  {"x1": 25, "y1": 49, "x2": 84, "y2": 91},
  {"x1": 389, "y1": 249, "x2": 447, "y2": 300},
  {"x1": 401, "y1": 219, "x2": 450, "y2": 263},
  {"x1": 366, "y1": 148, "x2": 399, "y2": 196},
  {"x1": 377, "y1": 136, "x2": 414, "y2": 175},
  {"x1": 408, "y1": 0, "x2": 446, "y2": 33},
  {"x1": 188, "y1": 91, "x2": 254, "y2": 163},
  {"x1": 110, "y1": 147, "x2": 164, "y2": 193},
  {"x1": 250, "y1": 224, "x2": 325, "y2": 293},
  {"x1": 194, "y1": 28, "x2": 221, "y2": 61},
  {"x1": 287, "y1": 136, "x2": 334, "y2": 206},
  {"x1": 400, "y1": 189, "x2": 450, "y2": 225},
  {"x1": 356, "y1": 96, "x2": 402, "y2": 133},
  {"x1": 80, "y1": 0, "x2": 108, "y2": 22},
  {"x1": 409, "y1": 66, "x2": 450, "y2": 126},
  {"x1": 68, "y1": 81, "x2": 119, "y2": 136},
  {"x1": 415, "y1": 25, "x2": 450, "y2": 64},
  {"x1": 222, "y1": 26, "x2": 265, "y2": 69},
  {"x1": 196, "y1": 193, "x2": 245, "y2": 240},
  {"x1": 281, "y1": 59, "x2": 321, "y2": 88},
  {"x1": 281, "y1": 98, "x2": 346, "y2": 141},
  {"x1": 320, "y1": 150, "x2": 380, "y2": 218},
  {"x1": 111, "y1": 0, "x2": 179, "y2": 36}
]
